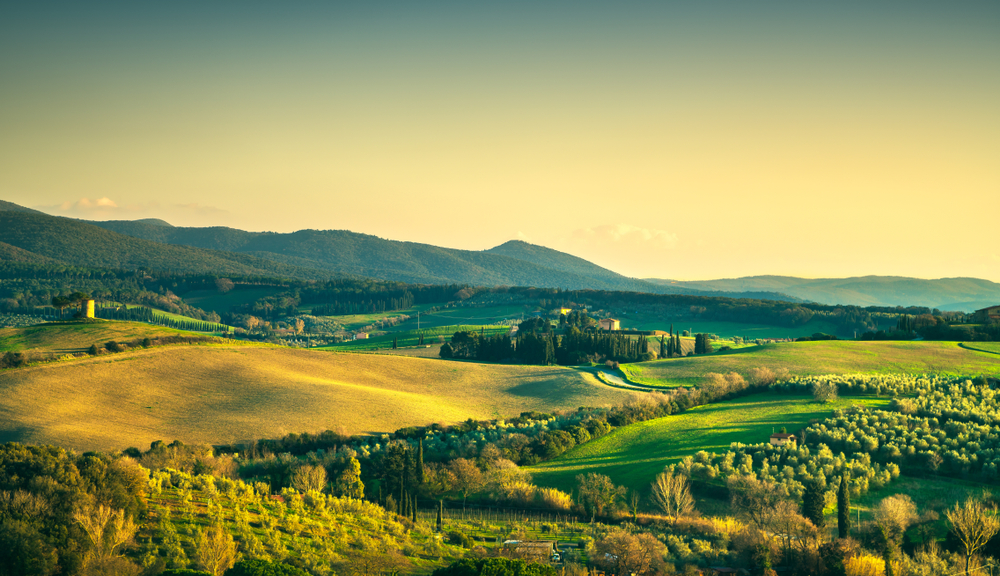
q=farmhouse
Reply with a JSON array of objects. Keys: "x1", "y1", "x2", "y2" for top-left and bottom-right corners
[
  {"x1": 599, "y1": 318, "x2": 621, "y2": 331},
  {"x1": 972, "y1": 305, "x2": 1000, "y2": 323},
  {"x1": 770, "y1": 433, "x2": 795, "y2": 447},
  {"x1": 80, "y1": 298, "x2": 95, "y2": 319},
  {"x1": 556, "y1": 307, "x2": 573, "y2": 316},
  {"x1": 353, "y1": 332, "x2": 369, "y2": 340}
]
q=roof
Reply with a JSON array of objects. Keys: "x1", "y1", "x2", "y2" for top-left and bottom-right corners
[
  {"x1": 770, "y1": 433, "x2": 794, "y2": 439},
  {"x1": 503, "y1": 540, "x2": 557, "y2": 549},
  {"x1": 975, "y1": 305, "x2": 1000, "y2": 312}
]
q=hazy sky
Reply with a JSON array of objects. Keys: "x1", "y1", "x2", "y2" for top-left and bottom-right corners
[{"x1": 2, "y1": 2, "x2": 998, "y2": 281}]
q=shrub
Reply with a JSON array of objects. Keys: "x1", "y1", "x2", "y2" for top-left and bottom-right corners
[{"x1": 224, "y1": 559, "x2": 310, "y2": 576}]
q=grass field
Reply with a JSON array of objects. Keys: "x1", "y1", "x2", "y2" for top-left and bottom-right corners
[
  {"x1": 0, "y1": 345, "x2": 640, "y2": 452},
  {"x1": 961, "y1": 342, "x2": 1000, "y2": 355},
  {"x1": 391, "y1": 305, "x2": 532, "y2": 331},
  {"x1": 620, "y1": 340, "x2": 1000, "y2": 387},
  {"x1": 529, "y1": 394, "x2": 888, "y2": 494},
  {"x1": 0, "y1": 321, "x2": 195, "y2": 354}
]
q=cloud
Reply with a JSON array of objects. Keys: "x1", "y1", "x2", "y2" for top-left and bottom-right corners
[
  {"x1": 36, "y1": 197, "x2": 229, "y2": 225},
  {"x1": 569, "y1": 224, "x2": 679, "y2": 251}
]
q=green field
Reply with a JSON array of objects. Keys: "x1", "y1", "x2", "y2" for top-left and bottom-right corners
[
  {"x1": 0, "y1": 321, "x2": 196, "y2": 354},
  {"x1": 961, "y1": 342, "x2": 1000, "y2": 355},
  {"x1": 529, "y1": 394, "x2": 888, "y2": 494},
  {"x1": 388, "y1": 304, "x2": 531, "y2": 331},
  {"x1": 620, "y1": 340, "x2": 1000, "y2": 387},
  {"x1": 316, "y1": 324, "x2": 511, "y2": 351},
  {"x1": 0, "y1": 344, "x2": 639, "y2": 452}
]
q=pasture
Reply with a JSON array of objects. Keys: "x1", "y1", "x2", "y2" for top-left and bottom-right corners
[
  {"x1": 528, "y1": 394, "x2": 888, "y2": 494},
  {"x1": 0, "y1": 345, "x2": 639, "y2": 452},
  {"x1": 620, "y1": 340, "x2": 1000, "y2": 387},
  {"x1": 0, "y1": 321, "x2": 193, "y2": 354}
]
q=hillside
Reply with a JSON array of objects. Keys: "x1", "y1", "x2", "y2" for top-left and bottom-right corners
[
  {"x1": 0, "y1": 320, "x2": 197, "y2": 354},
  {"x1": 651, "y1": 275, "x2": 1000, "y2": 311},
  {"x1": 529, "y1": 394, "x2": 888, "y2": 493},
  {"x1": 620, "y1": 340, "x2": 1000, "y2": 387},
  {"x1": 88, "y1": 218, "x2": 685, "y2": 291},
  {"x1": 0, "y1": 211, "x2": 338, "y2": 280},
  {"x1": 0, "y1": 345, "x2": 639, "y2": 451}
]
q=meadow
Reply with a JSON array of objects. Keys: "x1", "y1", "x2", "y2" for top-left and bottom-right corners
[
  {"x1": 0, "y1": 344, "x2": 639, "y2": 452},
  {"x1": 621, "y1": 340, "x2": 1000, "y2": 387},
  {"x1": 961, "y1": 341, "x2": 1000, "y2": 355},
  {"x1": 0, "y1": 320, "x2": 194, "y2": 354},
  {"x1": 527, "y1": 394, "x2": 888, "y2": 494}
]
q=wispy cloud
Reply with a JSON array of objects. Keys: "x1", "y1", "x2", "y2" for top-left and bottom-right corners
[
  {"x1": 568, "y1": 224, "x2": 679, "y2": 251},
  {"x1": 36, "y1": 197, "x2": 228, "y2": 224}
]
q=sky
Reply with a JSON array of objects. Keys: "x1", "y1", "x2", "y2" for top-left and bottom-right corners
[{"x1": 2, "y1": 1, "x2": 998, "y2": 281}]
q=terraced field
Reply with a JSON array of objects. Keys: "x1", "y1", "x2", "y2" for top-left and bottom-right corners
[
  {"x1": 0, "y1": 345, "x2": 639, "y2": 451},
  {"x1": 621, "y1": 340, "x2": 1000, "y2": 387},
  {"x1": 529, "y1": 394, "x2": 889, "y2": 494}
]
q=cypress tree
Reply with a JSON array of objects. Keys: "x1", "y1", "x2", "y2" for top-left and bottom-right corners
[
  {"x1": 802, "y1": 480, "x2": 826, "y2": 528},
  {"x1": 416, "y1": 439, "x2": 425, "y2": 485},
  {"x1": 838, "y1": 472, "x2": 851, "y2": 538},
  {"x1": 412, "y1": 495, "x2": 418, "y2": 523},
  {"x1": 436, "y1": 500, "x2": 443, "y2": 532}
]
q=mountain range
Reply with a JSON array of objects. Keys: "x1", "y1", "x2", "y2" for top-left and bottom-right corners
[{"x1": 1, "y1": 199, "x2": 998, "y2": 311}]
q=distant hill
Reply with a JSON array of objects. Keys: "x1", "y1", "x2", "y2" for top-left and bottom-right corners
[
  {"x1": 86, "y1": 218, "x2": 694, "y2": 292},
  {"x1": 0, "y1": 200, "x2": 44, "y2": 214},
  {"x1": 84, "y1": 219, "x2": 798, "y2": 297},
  {"x1": 648, "y1": 275, "x2": 1000, "y2": 312},
  {"x1": 0, "y1": 211, "x2": 339, "y2": 280}
]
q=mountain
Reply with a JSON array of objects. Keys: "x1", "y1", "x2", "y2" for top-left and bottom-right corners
[
  {"x1": 85, "y1": 218, "x2": 690, "y2": 292},
  {"x1": 648, "y1": 275, "x2": 1000, "y2": 312},
  {"x1": 0, "y1": 210, "x2": 341, "y2": 280}
]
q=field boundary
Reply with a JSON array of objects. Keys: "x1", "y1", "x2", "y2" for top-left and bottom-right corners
[{"x1": 959, "y1": 342, "x2": 1000, "y2": 356}]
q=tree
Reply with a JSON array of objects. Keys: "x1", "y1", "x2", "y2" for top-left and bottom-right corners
[
  {"x1": 837, "y1": 473, "x2": 851, "y2": 538},
  {"x1": 75, "y1": 504, "x2": 137, "y2": 566},
  {"x1": 448, "y1": 459, "x2": 482, "y2": 508},
  {"x1": 416, "y1": 439, "x2": 425, "y2": 486},
  {"x1": 289, "y1": 464, "x2": 327, "y2": 493},
  {"x1": 335, "y1": 457, "x2": 364, "y2": 499},
  {"x1": 595, "y1": 529, "x2": 666, "y2": 576},
  {"x1": 431, "y1": 558, "x2": 556, "y2": 576},
  {"x1": 802, "y1": 480, "x2": 826, "y2": 529},
  {"x1": 727, "y1": 474, "x2": 785, "y2": 530},
  {"x1": 224, "y1": 559, "x2": 309, "y2": 575},
  {"x1": 650, "y1": 470, "x2": 695, "y2": 518},
  {"x1": 870, "y1": 495, "x2": 917, "y2": 576},
  {"x1": 215, "y1": 278, "x2": 235, "y2": 293},
  {"x1": 946, "y1": 496, "x2": 1000, "y2": 576},
  {"x1": 576, "y1": 473, "x2": 625, "y2": 519},
  {"x1": 196, "y1": 524, "x2": 238, "y2": 576}
]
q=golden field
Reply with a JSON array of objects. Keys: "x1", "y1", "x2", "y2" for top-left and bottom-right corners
[{"x1": 0, "y1": 344, "x2": 638, "y2": 451}]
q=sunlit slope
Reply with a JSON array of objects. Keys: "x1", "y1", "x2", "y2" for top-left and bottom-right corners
[
  {"x1": 622, "y1": 341, "x2": 1000, "y2": 387},
  {"x1": 529, "y1": 394, "x2": 888, "y2": 493},
  {"x1": 0, "y1": 346, "x2": 639, "y2": 451},
  {"x1": 0, "y1": 321, "x2": 197, "y2": 354}
]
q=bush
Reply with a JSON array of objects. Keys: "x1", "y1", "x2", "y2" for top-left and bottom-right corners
[
  {"x1": 448, "y1": 530, "x2": 474, "y2": 548},
  {"x1": 163, "y1": 571, "x2": 212, "y2": 576},
  {"x1": 224, "y1": 559, "x2": 310, "y2": 576}
]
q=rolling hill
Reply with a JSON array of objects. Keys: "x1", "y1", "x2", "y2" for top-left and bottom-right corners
[
  {"x1": 620, "y1": 340, "x2": 1000, "y2": 387},
  {"x1": 0, "y1": 344, "x2": 639, "y2": 451},
  {"x1": 650, "y1": 275, "x2": 1000, "y2": 311}
]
